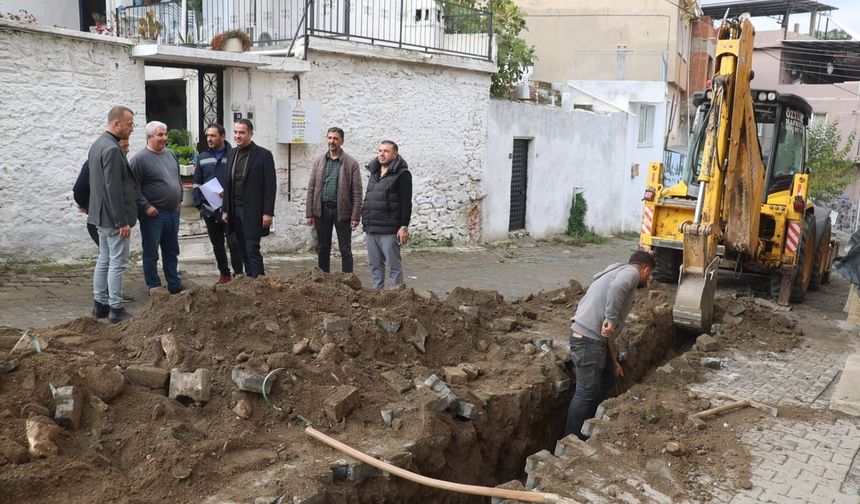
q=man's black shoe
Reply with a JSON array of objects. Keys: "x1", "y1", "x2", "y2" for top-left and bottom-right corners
[
  {"x1": 108, "y1": 307, "x2": 132, "y2": 325},
  {"x1": 92, "y1": 301, "x2": 110, "y2": 319},
  {"x1": 168, "y1": 284, "x2": 185, "y2": 295}
]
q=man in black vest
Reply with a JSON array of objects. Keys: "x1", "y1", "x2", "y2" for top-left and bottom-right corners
[
  {"x1": 222, "y1": 119, "x2": 276, "y2": 277},
  {"x1": 361, "y1": 140, "x2": 412, "y2": 289}
]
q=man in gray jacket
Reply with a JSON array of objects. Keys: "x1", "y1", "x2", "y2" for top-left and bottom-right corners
[
  {"x1": 88, "y1": 106, "x2": 137, "y2": 324},
  {"x1": 565, "y1": 250, "x2": 654, "y2": 439}
]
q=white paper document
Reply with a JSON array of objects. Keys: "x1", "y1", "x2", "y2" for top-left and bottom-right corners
[{"x1": 200, "y1": 178, "x2": 223, "y2": 210}]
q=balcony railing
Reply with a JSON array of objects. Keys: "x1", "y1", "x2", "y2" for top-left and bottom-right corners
[{"x1": 115, "y1": 0, "x2": 492, "y2": 60}]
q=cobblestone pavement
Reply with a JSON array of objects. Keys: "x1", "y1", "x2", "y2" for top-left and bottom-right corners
[{"x1": 2, "y1": 238, "x2": 859, "y2": 503}]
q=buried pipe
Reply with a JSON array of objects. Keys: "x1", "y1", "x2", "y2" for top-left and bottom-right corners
[{"x1": 304, "y1": 426, "x2": 581, "y2": 504}]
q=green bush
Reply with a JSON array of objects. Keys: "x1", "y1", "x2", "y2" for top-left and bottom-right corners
[
  {"x1": 170, "y1": 145, "x2": 196, "y2": 165},
  {"x1": 168, "y1": 128, "x2": 191, "y2": 147},
  {"x1": 565, "y1": 193, "x2": 606, "y2": 244}
]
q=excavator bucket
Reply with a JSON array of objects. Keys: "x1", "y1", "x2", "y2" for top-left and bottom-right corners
[{"x1": 673, "y1": 260, "x2": 717, "y2": 332}]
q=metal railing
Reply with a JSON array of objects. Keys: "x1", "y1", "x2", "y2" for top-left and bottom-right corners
[{"x1": 114, "y1": 0, "x2": 492, "y2": 60}]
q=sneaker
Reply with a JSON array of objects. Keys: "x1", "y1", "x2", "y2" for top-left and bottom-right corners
[
  {"x1": 217, "y1": 274, "x2": 232, "y2": 284},
  {"x1": 108, "y1": 307, "x2": 132, "y2": 325},
  {"x1": 92, "y1": 301, "x2": 110, "y2": 319}
]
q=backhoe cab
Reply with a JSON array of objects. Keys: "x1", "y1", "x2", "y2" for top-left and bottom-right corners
[{"x1": 639, "y1": 17, "x2": 835, "y2": 332}]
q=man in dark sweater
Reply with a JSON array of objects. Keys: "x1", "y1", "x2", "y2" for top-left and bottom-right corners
[
  {"x1": 131, "y1": 121, "x2": 183, "y2": 294},
  {"x1": 193, "y1": 123, "x2": 241, "y2": 283},
  {"x1": 361, "y1": 140, "x2": 412, "y2": 289},
  {"x1": 221, "y1": 119, "x2": 276, "y2": 278},
  {"x1": 74, "y1": 139, "x2": 129, "y2": 246}
]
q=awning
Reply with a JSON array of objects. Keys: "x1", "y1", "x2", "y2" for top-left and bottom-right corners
[{"x1": 131, "y1": 44, "x2": 310, "y2": 72}]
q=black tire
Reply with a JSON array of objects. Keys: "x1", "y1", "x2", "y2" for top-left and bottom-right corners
[
  {"x1": 652, "y1": 247, "x2": 682, "y2": 283},
  {"x1": 808, "y1": 217, "x2": 831, "y2": 291},
  {"x1": 789, "y1": 213, "x2": 816, "y2": 303}
]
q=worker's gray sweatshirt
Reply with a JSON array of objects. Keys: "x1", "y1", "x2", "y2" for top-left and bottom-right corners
[{"x1": 570, "y1": 263, "x2": 641, "y2": 342}]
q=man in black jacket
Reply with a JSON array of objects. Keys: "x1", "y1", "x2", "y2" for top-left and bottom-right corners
[
  {"x1": 361, "y1": 140, "x2": 412, "y2": 289},
  {"x1": 222, "y1": 119, "x2": 276, "y2": 277}
]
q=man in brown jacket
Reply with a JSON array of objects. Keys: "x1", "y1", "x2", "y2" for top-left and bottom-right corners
[{"x1": 305, "y1": 127, "x2": 363, "y2": 273}]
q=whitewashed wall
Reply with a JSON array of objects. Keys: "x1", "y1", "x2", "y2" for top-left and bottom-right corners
[
  {"x1": 484, "y1": 100, "x2": 636, "y2": 241},
  {"x1": 224, "y1": 47, "x2": 492, "y2": 253},
  {"x1": 0, "y1": 21, "x2": 146, "y2": 262}
]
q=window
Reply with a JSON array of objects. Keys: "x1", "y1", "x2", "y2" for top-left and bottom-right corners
[
  {"x1": 811, "y1": 112, "x2": 827, "y2": 125},
  {"x1": 773, "y1": 109, "x2": 806, "y2": 179},
  {"x1": 638, "y1": 104, "x2": 656, "y2": 147}
]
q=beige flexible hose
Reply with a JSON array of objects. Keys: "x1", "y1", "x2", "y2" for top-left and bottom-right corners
[{"x1": 305, "y1": 426, "x2": 579, "y2": 503}]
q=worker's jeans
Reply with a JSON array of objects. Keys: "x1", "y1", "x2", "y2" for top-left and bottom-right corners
[
  {"x1": 565, "y1": 336, "x2": 615, "y2": 439},
  {"x1": 140, "y1": 209, "x2": 182, "y2": 292},
  {"x1": 315, "y1": 203, "x2": 353, "y2": 273}
]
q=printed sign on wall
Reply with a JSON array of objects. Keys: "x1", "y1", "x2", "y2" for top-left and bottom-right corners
[{"x1": 277, "y1": 99, "x2": 322, "y2": 144}]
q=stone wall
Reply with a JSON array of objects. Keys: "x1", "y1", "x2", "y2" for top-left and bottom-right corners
[
  {"x1": 226, "y1": 46, "x2": 492, "y2": 253},
  {"x1": 0, "y1": 21, "x2": 146, "y2": 262}
]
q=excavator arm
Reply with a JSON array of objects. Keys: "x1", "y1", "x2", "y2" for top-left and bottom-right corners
[{"x1": 673, "y1": 17, "x2": 766, "y2": 331}]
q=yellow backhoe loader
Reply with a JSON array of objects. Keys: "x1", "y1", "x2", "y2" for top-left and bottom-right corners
[{"x1": 638, "y1": 16, "x2": 837, "y2": 332}]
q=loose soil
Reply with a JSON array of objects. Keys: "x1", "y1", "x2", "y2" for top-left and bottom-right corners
[{"x1": 0, "y1": 270, "x2": 808, "y2": 503}]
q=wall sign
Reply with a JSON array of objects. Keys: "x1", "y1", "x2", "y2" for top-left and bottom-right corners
[{"x1": 277, "y1": 99, "x2": 322, "y2": 144}]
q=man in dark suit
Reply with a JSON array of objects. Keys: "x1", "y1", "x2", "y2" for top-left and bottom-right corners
[
  {"x1": 87, "y1": 106, "x2": 138, "y2": 324},
  {"x1": 221, "y1": 119, "x2": 276, "y2": 277}
]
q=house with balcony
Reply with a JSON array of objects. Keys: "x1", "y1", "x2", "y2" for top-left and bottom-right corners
[{"x1": 0, "y1": 0, "x2": 498, "y2": 262}]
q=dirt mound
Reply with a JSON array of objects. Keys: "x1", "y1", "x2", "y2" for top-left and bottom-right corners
[{"x1": 0, "y1": 272, "x2": 571, "y2": 503}]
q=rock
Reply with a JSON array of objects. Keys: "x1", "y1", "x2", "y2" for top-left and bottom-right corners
[
  {"x1": 292, "y1": 339, "x2": 310, "y2": 355},
  {"x1": 88, "y1": 394, "x2": 109, "y2": 413},
  {"x1": 523, "y1": 343, "x2": 536, "y2": 355},
  {"x1": 647, "y1": 414, "x2": 660, "y2": 424},
  {"x1": 126, "y1": 365, "x2": 170, "y2": 389},
  {"x1": 250, "y1": 320, "x2": 281, "y2": 334},
  {"x1": 82, "y1": 365, "x2": 126, "y2": 402},
  {"x1": 53, "y1": 386, "x2": 83, "y2": 429},
  {"x1": 233, "y1": 399, "x2": 252, "y2": 419},
  {"x1": 2, "y1": 359, "x2": 19, "y2": 373},
  {"x1": 700, "y1": 357, "x2": 723, "y2": 369},
  {"x1": 25, "y1": 416, "x2": 60, "y2": 457},
  {"x1": 0, "y1": 436, "x2": 28, "y2": 464},
  {"x1": 170, "y1": 465, "x2": 192, "y2": 480},
  {"x1": 415, "y1": 290, "x2": 435, "y2": 301},
  {"x1": 454, "y1": 401, "x2": 476, "y2": 419},
  {"x1": 721, "y1": 313, "x2": 743, "y2": 325},
  {"x1": 568, "y1": 279, "x2": 584, "y2": 296},
  {"x1": 317, "y1": 343, "x2": 344, "y2": 363},
  {"x1": 381, "y1": 371, "x2": 413, "y2": 393},
  {"x1": 490, "y1": 317, "x2": 517, "y2": 332},
  {"x1": 737, "y1": 478, "x2": 753, "y2": 490},
  {"x1": 323, "y1": 316, "x2": 349, "y2": 333},
  {"x1": 725, "y1": 302, "x2": 747, "y2": 317},
  {"x1": 324, "y1": 385, "x2": 360, "y2": 422},
  {"x1": 550, "y1": 294, "x2": 567, "y2": 305},
  {"x1": 443, "y1": 366, "x2": 468, "y2": 385},
  {"x1": 10, "y1": 332, "x2": 48, "y2": 354},
  {"x1": 168, "y1": 368, "x2": 212, "y2": 403},
  {"x1": 696, "y1": 334, "x2": 719, "y2": 352},
  {"x1": 380, "y1": 403, "x2": 414, "y2": 425},
  {"x1": 657, "y1": 363, "x2": 674, "y2": 374},
  {"x1": 665, "y1": 441, "x2": 687, "y2": 456},
  {"x1": 458, "y1": 305, "x2": 479, "y2": 316},
  {"x1": 340, "y1": 274, "x2": 362, "y2": 290},
  {"x1": 476, "y1": 339, "x2": 490, "y2": 352},
  {"x1": 407, "y1": 321, "x2": 428, "y2": 354},
  {"x1": 459, "y1": 363, "x2": 479, "y2": 381},
  {"x1": 160, "y1": 334, "x2": 181, "y2": 367},
  {"x1": 374, "y1": 317, "x2": 402, "y2": 333}
]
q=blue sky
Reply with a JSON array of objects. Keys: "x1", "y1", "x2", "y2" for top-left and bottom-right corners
[{"x1": 702, "y1": 0, "x2": 860, "y2": 36}]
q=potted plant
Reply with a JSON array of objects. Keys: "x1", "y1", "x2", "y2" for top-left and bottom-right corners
[
  {"x1": 137, "y1": 9, "x2": 162, "y2": 44},
  {"x1": 211, "y1": 29, "x2": 252, "y2": 53}
]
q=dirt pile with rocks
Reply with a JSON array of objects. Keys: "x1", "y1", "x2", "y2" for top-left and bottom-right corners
[
  {"x1": 0, "y1": 272, "x2": 577, "y2": 504},
  {"x1": 0, "y1": 269, "x2": 803, "y2": 504}
]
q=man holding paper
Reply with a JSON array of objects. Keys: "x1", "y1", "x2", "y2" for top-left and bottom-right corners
[{"x1": 193, "y1": 123, "x2": 242, "y2": 283}]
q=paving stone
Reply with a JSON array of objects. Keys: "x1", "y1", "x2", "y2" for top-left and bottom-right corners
[
  {"x1": 324, "y1": 385, "x2": 360, "y2": 422},
  {"x1": 831, "y1": 353, "x2": 860, "y2": 417},
  {"x1": 374, "y1": 317, "x2": 402, "y2": 333},
  {"x1": 53, "y1": 386, "x2": 82, "y2": 429},
  {"x1": 696, "y1": 333, "x2": 719, "y2": 352},
  {"x1": 443, "y1": 366, "x2": 468, "y2": 385},
  {"x1": 323, "y1": 316, "x2": 349, "y2": 333},
  {"x1": 380, "y1": 370, "x2": 413, "y2": 393},
  {"x1": 168, "y1": 368, "x2": 211, "y2": 403}
]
